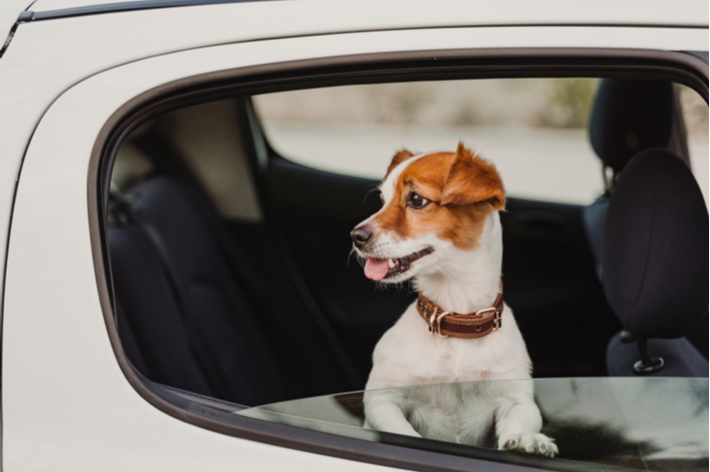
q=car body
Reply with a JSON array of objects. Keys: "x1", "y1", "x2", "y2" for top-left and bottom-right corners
[{"x1": 0, "y1": 1, "x2": 707, "y2": 471}]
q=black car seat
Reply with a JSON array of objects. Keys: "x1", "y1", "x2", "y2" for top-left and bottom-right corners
[
  {"x1": 583, "y1": 79, "x2": 675, "y2": 278},
  {"x1": 109, "y1": 176, "x2": 291, "y2": 404},
  {"x1": 107, "y1": 131, "x2": 356, "y2": 405},
  {"x1": 602, "y1": 149, "x2": 708, "y2": 376}
]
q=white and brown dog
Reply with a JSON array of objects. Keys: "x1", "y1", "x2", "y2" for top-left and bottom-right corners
[{"x1": 350, "y1": 143, "x2": 557, "y2": 456}]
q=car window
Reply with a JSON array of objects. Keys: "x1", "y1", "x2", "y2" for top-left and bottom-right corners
[
  {"x1": 681, "y1": 86, "x2": 709, "y2": 207},
  {"x1": 107, "y1": 78, "x2": 708, "y2": 404},
  {"x1": 237, "y1": 377, "x2": 709, "y2": 472},
  {"x1": 253, "y1": 78, "x2": 605, "y2": 204},
  {"x1": 103, "y1": 70, "x2": 708, "y2": 472}
]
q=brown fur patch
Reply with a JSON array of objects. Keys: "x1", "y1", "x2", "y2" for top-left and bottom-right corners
[
  {"x1": 372, "y1": 143, "x2": 504, "y2": 250},
  {"x1": 441, "y1": 142, "x2": 505, "y2": 209},
  {"x1": 384, "y1": 149, "x2": 415, "y2": 179}
]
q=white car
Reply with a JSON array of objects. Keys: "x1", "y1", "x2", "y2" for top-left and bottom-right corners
[{"x1": 0, "y1": 1, "x2": 707, "y2": 470}]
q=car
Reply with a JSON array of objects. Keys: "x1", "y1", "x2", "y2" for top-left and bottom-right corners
[{"x1": 0, "y1": 0, "x2": 707, "y2": 470}]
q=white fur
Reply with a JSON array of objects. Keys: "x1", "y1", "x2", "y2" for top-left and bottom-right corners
[{"x1": 356, "y1": 157, "x2": 557, "y2": 456}]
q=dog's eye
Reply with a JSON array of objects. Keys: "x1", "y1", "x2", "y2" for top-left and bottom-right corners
[{"x1": 408, "y1": 192, "x2": 430, "y2": 209}]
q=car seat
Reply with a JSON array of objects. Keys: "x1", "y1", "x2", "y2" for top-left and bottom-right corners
[
  {"x1": 109, "y1": 176, "x2": 292, "y2": 404},
  {"x1": 107, "y1": 132, "x2": 356, "y2": 405},
  {"x1": 583, "y1": 79, "x2": 675, "y2": 278},
  {"x1": 602, "y1": 149, "x2": 708, "y2": 376}
]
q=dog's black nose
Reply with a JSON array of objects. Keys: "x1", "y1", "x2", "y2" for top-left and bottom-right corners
[{"x1": 350, "y1": 226, "x2": 372, "y2": 248}]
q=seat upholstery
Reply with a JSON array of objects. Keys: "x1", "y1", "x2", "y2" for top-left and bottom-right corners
[
  {"x1": 583, "y1": 79, "x2": 675, "y2": 279},
  {"x1": 110, "y1": 225, "x2": 216, "y2": 396},
  {"x1": 109, "y1": 176, "x2": 289, "y2": 405},
  {"x1": 588, "y1": 79, "x2": 674, "y2": 174},
  {"x1": 607, "y1": 334, "x2": 708, "y2": 377},
  {"x1": 603, "y1": 149, "x2": 709, "y2": 376}
]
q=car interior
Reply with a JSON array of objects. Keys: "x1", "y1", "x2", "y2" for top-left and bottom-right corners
[{"x1": 104, "y1": 77, "x2": 709, "y2": 408}]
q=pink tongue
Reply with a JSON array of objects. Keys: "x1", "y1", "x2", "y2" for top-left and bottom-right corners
[{"x1": 365, "y1": 258, "x2": 389, "y2": 281}]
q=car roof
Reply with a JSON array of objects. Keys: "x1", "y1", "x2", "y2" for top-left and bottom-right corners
[{"x1": 24, "y1": 0, "x2": 710, "y2": 28}]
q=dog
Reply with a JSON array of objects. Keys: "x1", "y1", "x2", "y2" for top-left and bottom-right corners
[{"x1": 350, "y1": 142, "x2": 557, "y2": 456}]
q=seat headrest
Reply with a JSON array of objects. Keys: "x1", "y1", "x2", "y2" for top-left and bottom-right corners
[
  {"x1": 589, "y1": 80, "x2": 674, "y2": 173},
  {"x1": 602, "y1": 149, "x2": 708, "y2": 339}
]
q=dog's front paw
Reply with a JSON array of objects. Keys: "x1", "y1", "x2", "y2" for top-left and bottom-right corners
[{"x1": 498, "y1": 433, "x2": 558, "y2": 457}]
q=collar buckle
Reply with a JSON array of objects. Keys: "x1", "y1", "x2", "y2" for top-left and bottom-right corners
[
  {"x1": 475, "y1": 307, "x2": 502, "y2": 331},
  {"x1": 427, "y1": 308, "x2": 450, "y2": 338}
]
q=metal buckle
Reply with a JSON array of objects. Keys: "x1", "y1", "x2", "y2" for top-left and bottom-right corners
[
  {"x1": 428, "y1": 308, "x2": 450, "y2": 338},
  {"x1": 428, "y1": 309, "x2": 437, "y2": 334},
  {"x1": 475, "y1": 307, "x2": 501, "y2": 331}
]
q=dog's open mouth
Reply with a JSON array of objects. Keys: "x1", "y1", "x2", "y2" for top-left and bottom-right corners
[{"x1": 363, "y1": 248, "x2": 434, "y2": 281}]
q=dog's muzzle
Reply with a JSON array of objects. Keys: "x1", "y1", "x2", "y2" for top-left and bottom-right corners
[{"x1": 350, "y1": 225, "x2": 372, "y2": 250}]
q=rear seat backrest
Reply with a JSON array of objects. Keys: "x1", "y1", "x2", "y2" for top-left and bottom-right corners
[
  {"x1": 584, "y1": 80, "x2": 708, "y2": 359},
  {"x1": 603, "y1": 149, "x2": 709, "y2": 376},
  {"x1": 583, "y1": 80, "x2": 675, "y2": 279},
  {"x1": 108, "y1": 99, "x2": 358, "y2": 404},
  {"x1": 109, "y1": 223, "x2": 215, "y2": 397},
  {"x1": 109, "y1": 176, "x2": 289, "y2": 405}
]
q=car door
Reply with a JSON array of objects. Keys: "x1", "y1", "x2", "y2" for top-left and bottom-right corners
[{"x1": 2, "y1": 1, "x2": 707, "y2": 470}]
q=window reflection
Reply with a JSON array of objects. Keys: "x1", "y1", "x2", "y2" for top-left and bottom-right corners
[{"x1": 237, "y1": 377, "x2": 708, "y2": 471}]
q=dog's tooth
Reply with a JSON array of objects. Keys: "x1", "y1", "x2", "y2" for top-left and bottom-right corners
[{"x1": 388, "y1": 259, "x2": 395, "y2": 269}]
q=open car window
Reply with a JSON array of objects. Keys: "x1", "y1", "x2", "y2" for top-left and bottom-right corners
[
  {"x1": 106, "y1": 78, "x2": 708, "y2": 399},
  {"x1": 253, "y1": 79, "x2": 607, "y2": 205},
  {"x1": 99, "y1": 52, "x2": 708, "y2": 471},
  {"x1": 237, "y1": 377, "x2": 709, "y2": 472}
]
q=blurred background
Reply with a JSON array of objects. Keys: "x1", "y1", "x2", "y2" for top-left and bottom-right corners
[{"x1": 255, "y1": 78, "x2": 708, "y2": 205}]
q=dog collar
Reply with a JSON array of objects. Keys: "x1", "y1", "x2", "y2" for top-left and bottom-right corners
[{"x1": 417, "y1": 282, "x2": 503, "y2": 339}]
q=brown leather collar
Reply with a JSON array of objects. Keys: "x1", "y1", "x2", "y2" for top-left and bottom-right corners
[{"x1": 416, "y1": 282, "x2": 504, "y2": 339}]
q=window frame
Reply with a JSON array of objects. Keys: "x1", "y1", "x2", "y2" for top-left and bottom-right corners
[{"x1": 90, "y1": 47, "x2": 709, "y2": 472}]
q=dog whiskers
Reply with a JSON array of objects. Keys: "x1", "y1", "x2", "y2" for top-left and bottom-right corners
[
  {"x1": 363, "y1": 184, "x2": 382, "y2": 205},
  {"x1": 373, "y1": 277, "x2": 412, "y2": 293},
  {"x1": 346, "y1": 248, "x2": 360, "y2": 267}
]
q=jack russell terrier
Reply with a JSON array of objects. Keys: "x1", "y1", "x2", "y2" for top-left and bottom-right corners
[{"x1": 350, "y1": 143, "x2": 557, "y2": 456}]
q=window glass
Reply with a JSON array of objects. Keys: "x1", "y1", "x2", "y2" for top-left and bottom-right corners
[
  {"x1": 254, "y1": 79, "x2": 604, "y2": 204},
  {"x1": 106, "y1": 77, "x2": 709, "y2": 462},
  {"x1": 680, "y1": 86, "x2": 709, "y2": 207},
  {"x1": 238, "y1": 377, "x2": 709, "y2": 472}
]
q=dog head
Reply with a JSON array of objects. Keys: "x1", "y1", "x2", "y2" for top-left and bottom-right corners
[{"x1": 351, "y1": 142, "x2": 505, "y2": 283}]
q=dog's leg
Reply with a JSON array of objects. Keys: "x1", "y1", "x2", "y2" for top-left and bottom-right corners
[
  {"x1": 494, "y1": 393, "x2": 558, "y2": 457},
  {"x1": 363, "y1": 389, "x2": 421, "y2": 437}
]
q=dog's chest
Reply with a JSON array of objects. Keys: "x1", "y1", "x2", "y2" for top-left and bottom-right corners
[
  {"x1": 410, "y1": 341, "x2": 494, "y2": 384},
  {"x1": 403, "y1": 382, "x2": 497, "y2": 445},
  {"x1": 398, "y1": 316, "x2": 499, "y2": 384},
  {"x1": 368, "y1": 304, "x2": 522, "y2": 389}
]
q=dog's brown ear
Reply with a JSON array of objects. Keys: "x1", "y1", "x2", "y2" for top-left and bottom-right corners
[
  {"x1": 385, "y1": 149, "x2": 414, "y2": 179},
  {"x1": 440, "y1": 142, "x2": 505, "y2": 209}
]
